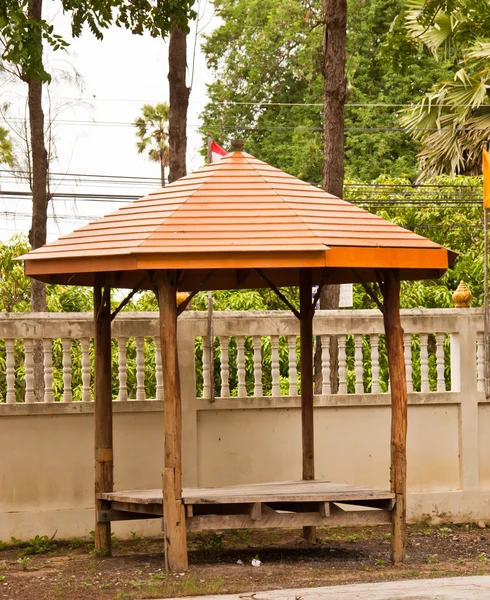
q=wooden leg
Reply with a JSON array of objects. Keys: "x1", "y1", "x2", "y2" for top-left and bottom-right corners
[
  {"x1": 94, "y1": 280, "x2": 113, "y2": 555},
  {"x1": 158, "y1": 271, "x2": 188, "y2": 571},
  {"x1": 382, "y1": 269, "x2": 407, "y2": 565},
  {"x1": 300, "y1": 268, "x2": 316, "y2": 543}
]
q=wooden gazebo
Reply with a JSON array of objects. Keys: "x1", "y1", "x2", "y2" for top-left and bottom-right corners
[{"x1": 21, "y1": 142, "x2": 453, "y2": 571}]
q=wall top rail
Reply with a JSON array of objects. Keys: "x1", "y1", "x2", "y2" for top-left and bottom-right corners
[
  {"x1": 0, "y1": 400, "x2": 164, "y2": 417},
  {"x1": 0, "y1": 307, "x2": 483, "y2": 333}
]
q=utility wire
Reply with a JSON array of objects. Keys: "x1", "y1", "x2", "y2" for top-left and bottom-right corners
[
  {"x1": 1, "y1": 117, "x2": 489, "y2": 133},
  {"x1": 36, "y1": 95, "x2": 490, "y2": 108}
]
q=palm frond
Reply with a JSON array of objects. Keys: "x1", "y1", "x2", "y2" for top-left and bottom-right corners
[{"x1": 404, "y1": 0, "x2": 460, "y2": 57}]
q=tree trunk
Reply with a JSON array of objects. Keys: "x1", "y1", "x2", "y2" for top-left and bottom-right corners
[
  {"x1": 168, "y1": 24, "x2": 189, "y2": 183},
  {"x1": 322, "y1": 0, "x2": 347, "y2": 198},
  {"x1": 315, "y1": 0, "x2": 347, "y2": 395},
  {"x1": 28, "y1": 0, "x2": 49, "y2": 402},
  {"x1": 160, "y1": 158, "x2": 166, "y2": 187}
]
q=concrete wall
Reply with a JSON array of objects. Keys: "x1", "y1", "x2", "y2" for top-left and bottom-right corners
[
  {"x1": 0, "y1": 404, "x2": 164, "y2": 540},
  {"x1": 1, "y1": 309, "x2": 489, "y2": 540}
]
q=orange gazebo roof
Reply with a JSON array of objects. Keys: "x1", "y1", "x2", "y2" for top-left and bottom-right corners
[{"x1": 22, "y1": 150, "x2": 454, "y2": 290}]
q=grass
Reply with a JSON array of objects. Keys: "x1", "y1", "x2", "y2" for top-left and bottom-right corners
[{"x1": 120, "y1": 573, "x2": 229, "y2": 599}]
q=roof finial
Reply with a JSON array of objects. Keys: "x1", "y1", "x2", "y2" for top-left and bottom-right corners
[{"x1": 231, "y1": 139, "x2": 245, "y2": 151}]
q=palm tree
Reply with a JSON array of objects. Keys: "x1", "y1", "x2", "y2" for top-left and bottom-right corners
[
  {"x1": 399, "y1": 0, "x2": 490, "y2": 178},
  {"x1": 133, "y1": 103, "x2": 170, "y2": 186}
]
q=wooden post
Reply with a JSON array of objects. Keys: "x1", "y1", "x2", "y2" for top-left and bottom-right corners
[
  {"x1": 382, "y1": 269, "x2": 407, "y2": 565},
  {"x1": 157, "y1": 270, "x2": 188, "y2": 571},
  {"x1": 94, "y1": 278, "x2": 113, "y2": 555},
  {"x1": 299, "y1": 267, "x2": 316, "y2": 543}
]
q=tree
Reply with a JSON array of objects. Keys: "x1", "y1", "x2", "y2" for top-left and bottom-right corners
[
  {"x1": 398, "y1": 0, "x2": 490, "y2": 177},
  {"x1": 134, "y1": 103, "x2": 170, "y2": 186},
  {"x1": 0, "y1": 127, "x2": 14, "y2": 166},
  {"x1": 199, "y1": 0, "x2": 448, "y2": 182}
]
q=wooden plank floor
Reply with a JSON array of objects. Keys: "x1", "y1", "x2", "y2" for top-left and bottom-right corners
[
  {"x1": 98, "y1": 480, "x2": 394, "y2": 505},
  {"x1": 97, "y1": 481, "x2": 394, "y2": 531}
]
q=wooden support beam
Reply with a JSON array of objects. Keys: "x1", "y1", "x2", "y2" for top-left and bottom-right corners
[
  {"x1": 250, "y1": 502, "x2": 262, "y2": 521},
  {"x1": 157, "y1": 270, "x2": 189, "y2": 572},
  {"x1": 97, "y1": 509, "x2": 162, "y2": 522},
  {"x1": 299, "y1": 267, "x2": 315, "y2": 543},
  {"x1": 319, "y1": 501, "x2": 330, "y2": 517},
  {"x1": 185, "y1": 507, "x2": 391, "y2": 532},
  {"x1": 255, "y1": 268, "x2": 301, "y2": 319},
  {"x1": 382, "y1": 269, "x2": 407, "y2": 566},
  {"x1": 94, "y1": 278, "x2": 113, "y2": 556}
]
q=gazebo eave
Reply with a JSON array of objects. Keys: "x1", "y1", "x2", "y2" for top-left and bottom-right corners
[{"x1": 22, "y1": 246, "x2": 454, "y2": 291}]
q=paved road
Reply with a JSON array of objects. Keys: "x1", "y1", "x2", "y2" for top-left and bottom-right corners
[{"x1": 161, "y1": 576, "x2": 490, "y2": 600}]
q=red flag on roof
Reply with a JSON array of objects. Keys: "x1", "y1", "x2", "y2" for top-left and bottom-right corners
[{"x1": 211, "y1": 141, "x2": 227, "y2": 163}]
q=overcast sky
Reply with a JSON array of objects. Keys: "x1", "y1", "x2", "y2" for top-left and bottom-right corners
[{"x1": 0, "y1": 1, "x2": 218, "y2": 241}]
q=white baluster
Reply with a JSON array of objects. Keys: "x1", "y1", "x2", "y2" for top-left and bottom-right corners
[
  {"x1": 155, "y1": 336, "x2": 164, "y2": 401},
  {"x1": 5, "y1": 339, "x2": 15, "y2": 404},
  {"x1": 135, "y1": 337, "x2": 146, "y2": 401},
  {"x1": 237, "y1": 336, "x2": 247, "y2": 397},
  {"x1": 202, "y1": 336, "x2": 210, "y2": 399},
  {"x1": 43, "y1": 339, "x2": 54, "y2": 403},
  {"x1": 288, "y1": 335, "x2": 298, "y2": 396},
  {"x1": 371, "y1": 334, "x2": 380, "y2": 393},
  {"x1": 271, "y1": 335, "x2": 280, "y2": 397},
  {"x1": 321, "y1": 335, "x2": 331, "y2": 395},
  {"x1": 61, "y1": 338, "x2": 73, "y2": 403},
  {"x1": 477, "y1": 332, "x2": 485, "y2": 393},
  {"x1": 338, "y1": 335, "x2": 347, "y2": 394},
  {"x1": 436, "y1": 333, "x2": 446, "y2": 392},
  {"x1": 420, "y1": 334, "x2": 430, "y2": 393},
  {"x1": 404, "y1": 333, "x2": 413, "y2": 393},
  {"x1": 220, "y1": 336, "x2": 230, "y2": 397},
  {"x1": 253, "y1": 336, "x2": 262, "y2": 396},
  {"x1": 79, "y1": 338, "x2": 91, "y2": 402},
  {"x1": 117, "y1": 337, "x2": 128, "y2": 402},
  {"x1": 354, "y1": 334, "x2": 363, "y2": 394},
  {"x1": 24, "y1": 339, "x2": 34, "y2": 403}
]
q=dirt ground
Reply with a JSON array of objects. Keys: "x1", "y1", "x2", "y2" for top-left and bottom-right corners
[{"x1": 2, "y1": 523, "x2": 490, "y2": 600}]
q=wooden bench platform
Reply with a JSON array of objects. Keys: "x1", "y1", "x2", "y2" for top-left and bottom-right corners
[{"x1": 97, "y1": 481, "x2": 394, "y2": 531}]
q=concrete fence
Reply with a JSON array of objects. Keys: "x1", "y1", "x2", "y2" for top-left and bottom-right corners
[{"x1": 0, "y1": 308, "x2": 488, "y2": 541}]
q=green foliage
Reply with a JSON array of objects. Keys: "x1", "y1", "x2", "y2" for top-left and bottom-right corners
[
  {"x1": 200, "y1": 0, "x2": 449, "y2": 182},
  {"x1": 133, "y1": 103, "x2": 170, "y2": 182},
  {"x1": 398, "y1": 0, "x2": 490, "y2": 177},
  {"x1": 346, "y1": 175, "x2": 485, "y2": 308},
  {"x1": 0, "y1": 127, "x2": 13, "y2": 166},
  {"x1": 0, "y1": 0, "x2": 196, "y2": 82},
  {"x1": 0, "y1": 235, "x2": 93, "y2": 312},
  {"x1": 11, "y1": 535, "x2": 55, "y2": 555},
  {"x1": 194, "y1": 532, "x2": 225, "y2": 555},
  {"x1": 0, "y1": 2, "x2": 68, "y2": 81},
  {"x1": 17, "y1": 556, "x2": 31, "y2": 570}
]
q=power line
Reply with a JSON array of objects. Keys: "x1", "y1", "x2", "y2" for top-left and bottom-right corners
[
  {"x1": 1, "y1": 117, "x2": 489, "y2": 133},
  {"x1": 0, "y1": 169, "x2": 483, "y2": 190},
  {"x1": 38, "y1": 95, "x2": 490, "y2": 109}
]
